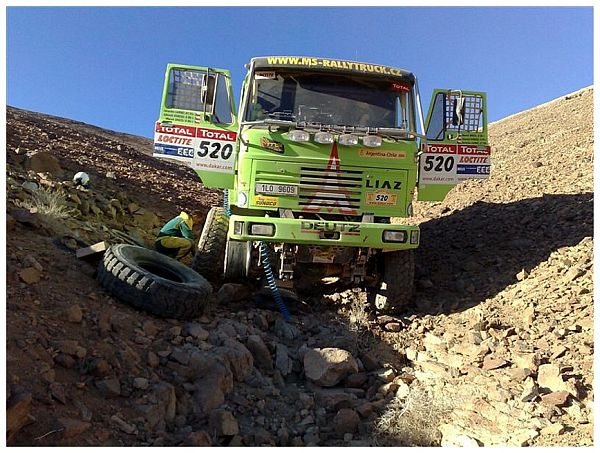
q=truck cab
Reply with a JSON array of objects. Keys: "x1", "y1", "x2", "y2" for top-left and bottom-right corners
[{"x1": 154, "y1": 56, "x2": 489, "y2": 313}]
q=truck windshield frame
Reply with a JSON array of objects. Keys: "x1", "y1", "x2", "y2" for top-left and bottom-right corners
[{"x1": 244, "y1": 69, "x2": 415, "y2": 133}]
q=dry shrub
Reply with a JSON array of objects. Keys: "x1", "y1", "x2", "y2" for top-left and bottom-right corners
[
  {"x1": 19, "y1": 187, "x2": 74, "y2": 219},
  {"x1": 374, "y1": 384, "x2": 458, "y2": 446},
  {"x1": 347, "y1": 297, "x2": 371, "y2": 333}
]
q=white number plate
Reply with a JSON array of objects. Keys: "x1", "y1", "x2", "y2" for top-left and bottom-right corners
[{"x1": 255, "y1": 183, "x2": 298, "y2": 196}]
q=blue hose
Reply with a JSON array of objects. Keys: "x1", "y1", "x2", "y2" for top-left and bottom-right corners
[
  {"x1": 259, "y1": 241, "x2": 291, "y2": 321},
  {"x1": 223, "y1": 190, "x2": 231, "y2": 217},
  {"x1": 223, "y1": 190, "x2": 290, "y2": 321}
]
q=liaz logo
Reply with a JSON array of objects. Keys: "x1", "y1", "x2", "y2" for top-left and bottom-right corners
[{"x1": 366, "y1": 179, "x2": 402, "y2": 190}]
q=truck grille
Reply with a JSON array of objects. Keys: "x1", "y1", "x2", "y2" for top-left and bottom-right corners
[{"x1": 298, "y1": 166, "x2": 363, "y2": 211}]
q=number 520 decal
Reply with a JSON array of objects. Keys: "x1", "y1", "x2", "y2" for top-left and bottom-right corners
[{"x1": 197, "y1": 141, "x2": 234, "y2": 160}]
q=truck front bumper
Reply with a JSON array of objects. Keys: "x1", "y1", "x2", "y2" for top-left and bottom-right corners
[{"x1": 228, "y1": 215, "x2": 419, "y2": 249}]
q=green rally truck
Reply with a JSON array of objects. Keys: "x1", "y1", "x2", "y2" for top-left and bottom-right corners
[{"x1": 153, "y1": 56, "x2": 490, "y2": 314}]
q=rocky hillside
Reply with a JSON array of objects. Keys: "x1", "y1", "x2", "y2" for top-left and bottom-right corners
[{"x1": 5, "y1": 87, "x2": 593, "y2": 447}]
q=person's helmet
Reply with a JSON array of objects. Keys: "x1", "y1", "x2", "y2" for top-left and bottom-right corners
[{"x1": 73, "y1": 171, "x2": 90, "y2": 187}]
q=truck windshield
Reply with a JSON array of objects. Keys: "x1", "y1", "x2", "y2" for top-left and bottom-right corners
[{"x1": 245, "y1": 70, "x2": 414, "y2": 131}]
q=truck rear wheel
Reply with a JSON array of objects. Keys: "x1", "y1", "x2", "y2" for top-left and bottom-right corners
[
  {"x1": 191, "y1": 207, "x2": 229, "y2": 287},
  {"x1": 371, "y1": 249, "x2": 415, "y2": 314},
  {"x1": 97, "y1": 244, "x2": 212, "y2": 319}
]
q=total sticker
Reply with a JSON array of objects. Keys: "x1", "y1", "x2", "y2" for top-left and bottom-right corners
[
  {"x1": 253, "y1": 195, "x2": 278, "y2": 207},
  {"x1": 366, "y1": 192, "x2": 397, "y2": 206}
]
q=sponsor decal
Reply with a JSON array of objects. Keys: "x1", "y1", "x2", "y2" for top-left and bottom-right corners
[
  {"x1": 255, "y1": 71, "x2": 276, "y2": 79},
  {"x1": 457, "y1": 145, "x2": 491, "y2": 156},
  {"x1": 260, "y1": 136, "x2": 284, "y2": 153},
  {"x1": 263, "y1": 57, "x2": 408, "y2": 78},
  {"x1": 155, "y1": 134, "x2": 193, "y2": 145},
  {"x1": 365, "y1": 179, "x2": 402, "y2": 190},
  {"x1": 154, "y1": 144, "x2": 194, "y2": 159},
  {"x1": 253, "y1": 195, "x2": 278, "y2": 207},
  {"x1": 457, "y1": 164, "x2": 490, "y2": 175},
  {"x1": 155, "y1": 122, "x2": 196, "y2": 137},
  {"x1": 426, "y1": 144, "x2": 457, "y2": 154},
  {"x1": 154, "y1": 123, "x2": 238, "y2": 174},
  {"x1": 359, "y1": 149, "x2": 406, "y2": 159},
  {"x1": 366, "y1": 191, "x2": 397, "y2": 206},
  {"x1": 196, "y1": 128, "x2": 237, "y2": 141},
  {"x1": 419, "y1": 143, "x2": 491, "y2": 185},
  {"x1": 391, "y1": 83, "x2": 411, "y2": 92}
]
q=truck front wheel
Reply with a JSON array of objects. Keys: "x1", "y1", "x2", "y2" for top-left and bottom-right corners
[
  {"x1": 370, "y1": 249, "x2": 415, "y2": 314},
  {"x1": 191, "y1": 207, "x2": 229, "y2": 288}
]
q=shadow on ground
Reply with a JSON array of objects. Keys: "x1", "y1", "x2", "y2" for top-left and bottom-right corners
[{"x1": 413, "y1": 192, "x2": 593, "y2": 314}]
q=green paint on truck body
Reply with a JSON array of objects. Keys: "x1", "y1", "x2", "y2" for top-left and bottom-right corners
[{"x1": 153, "y1": 57, "x2": 489, "y2": 251}]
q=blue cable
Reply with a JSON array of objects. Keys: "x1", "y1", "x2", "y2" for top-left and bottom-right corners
[
  {"x1": 259, "y1": 241, "x2": 291, "y2": 321},
  {"x1": 223, "y1": 189, "x2": 290, "y2": 321}
]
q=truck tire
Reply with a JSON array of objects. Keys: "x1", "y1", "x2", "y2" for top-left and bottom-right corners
[
  {"x1": 371, "y1": 249, "x2": 415, "y2": 315},
  {"x1": 224, "y1": 239, "x2": 252, "y2": 281},
  {"x1": 191, "y1": 207, "x2": 229, "y2": 287},
  {"x1": 97, "y1": 244, "x2": 212, "y2": 320}
]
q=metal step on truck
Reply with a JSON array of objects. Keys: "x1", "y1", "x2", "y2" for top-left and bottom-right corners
[{"x1": 153, "y1": 56, "x2": 490, "y2": 314}]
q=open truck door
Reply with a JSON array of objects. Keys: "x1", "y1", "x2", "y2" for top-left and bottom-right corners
[
  {"x1": 153, "y1": 64, "x2": 238, "y2": 189},
  {"x1": 417, "y1": 89, "x2": 490, "y2": 201}
]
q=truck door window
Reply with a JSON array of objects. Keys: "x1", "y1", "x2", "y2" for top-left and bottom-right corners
[
  {"x1": 213, "y1": 73, "x2": 233, "y2": 124},
  {"x1": 426, "y1": 92, "x2": 445, "y2": 140}
]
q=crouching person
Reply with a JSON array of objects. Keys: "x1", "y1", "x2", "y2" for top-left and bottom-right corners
[{"x1": 155, "y1": 210, "x2": 204, "y2": 260}]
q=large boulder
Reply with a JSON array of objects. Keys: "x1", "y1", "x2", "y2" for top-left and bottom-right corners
[{"x1": 304, "y1": 348, "x2": 359, "y2": 387}]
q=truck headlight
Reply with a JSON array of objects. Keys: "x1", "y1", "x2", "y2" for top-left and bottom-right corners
[
  {"x1": 314, "y1": 132, "x2": 334, "y2": 144},
  {"x1": 286, "y1": 130, "x2": 310, "y2": 142},
  {"x1": 249, "y1": 223, "x2": 275, "y2": 236},
  {"x1": 339, "y1": 134, "x2": 359, "y2": 146},
  {"x1": 234, "y1": 221, "x2": 245, "y2": 235},
  {"x1": 410, "y1": 230, "x2": 419, "y2": 244},
  {"x1": 362, "y1": 135, "x2": 382, "y2": 147},
  {"x1": 383, "y1": 230, "x2": 407, "y2": 243}
]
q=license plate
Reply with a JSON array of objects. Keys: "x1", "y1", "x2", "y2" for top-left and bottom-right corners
[{"x1": 255, "y1": 183, "x2": 298, "y2": 196}]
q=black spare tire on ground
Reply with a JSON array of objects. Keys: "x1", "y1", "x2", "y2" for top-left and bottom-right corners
[{"x1": 97, "y1": 244, "x2": 212, "y2": 319}]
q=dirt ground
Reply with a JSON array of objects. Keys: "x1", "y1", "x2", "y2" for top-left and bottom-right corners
[{"x1": 4, "y1": 87, "x2": 594, "y2": 446}]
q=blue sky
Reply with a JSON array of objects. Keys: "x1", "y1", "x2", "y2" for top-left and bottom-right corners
[{"x1": 6, "y1": 6, "x2": 594, "y2": 138}]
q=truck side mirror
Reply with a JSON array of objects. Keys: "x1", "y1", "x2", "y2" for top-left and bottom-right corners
[{"x1": 452, "y1": 97, "x2": 466, "y2": 126}]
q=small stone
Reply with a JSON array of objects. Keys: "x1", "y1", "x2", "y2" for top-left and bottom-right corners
[
  {"x1": 537, "y1": 364, "x2": 564, "y2": 392},
  {"x1": 182, "y1": 431, "x2": 212, "y2": 446},
  {"x1": 142, "y1": 320, "x2": 159, "y2": 337},
  {"x1": 88, "y1": 358, "x2": 111, "y2": 377},
  {"x1": 133, "y1": 378, "x2": 149, "y2": 390},
  {"x1": 95, "y1": 378, "x2": 121, "y2": 397},
  {"x1": 110, "y1": 415, "x2": 136, "y2": 434},
  {"x1": 58, "y1": 418, "x2": 91, "y2": 438},
  {"x1": 550, "y1": 346, "x2": 568, "y2": 360},
  {"x1": 333, "y1": 408, "x2": 360, "y2": 434},
  {"x1": 345, "y1": 372, "x2": 368, "y2": 388},
  {"x1": 275, "y1": 344, "x2": 293, "y2": 376},
  {"x1": 147, "y1": 351, "x2": 160, "y2": 368},
  {"x1": 304, "y1": 348, "x2": 359, "y2": 387},
  {"x1": 67, "y1": 305, "x2": 83, "y2": 323},
  {"x1": 183, "y1": 323, "x2": 209, "y2": 340},
  {"x1": 384, "y1": 322, "x2": 403, "y2": 332},
  {"x1": 516, "y1": 269, "x2": 529, "y2": 281},
  {"x1": 209, "y1": 409, "x2": 239, "y2": 436},
  {"x1": 540, "y1": 390, "x2": 570, "y2": 407},
  {"x1": 541, "y1": 423, "x2": 565, "y2": 436},
  {"x1": 246, "y1": 335, "x2": 273, "y2": 372},
  {"x1": 18, "y1": 267, "x2": 41, "y2": 284},
  {"x1": 54, "y1": 353, "x2": 76, "y2": 369},
  {"x1": 482, "y1": 356, "x2": 508, "y2": 371},
  {"x1": 520, "y1": 377, "x2": 539, "y2": 402}
]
